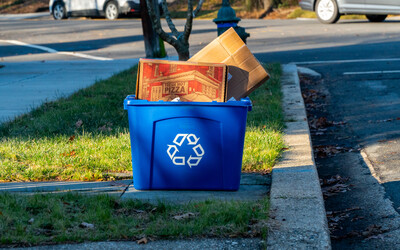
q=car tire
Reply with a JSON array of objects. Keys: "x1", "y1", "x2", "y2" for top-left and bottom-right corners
[
  {"x1": 315, "y1": 0, "x2": 340, "y2": 24},
  {"x1": 52, "y1": 2, "x2": 66, "y2": 20},
  {"x1": 366, "y1": 15, "x2": 387, "y2": 22},
  {"x1": 105, "y1": 1, "x2": 119, "y2": 20}
]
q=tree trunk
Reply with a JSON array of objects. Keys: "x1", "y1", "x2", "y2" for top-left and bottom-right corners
[
  {"x1": 177, "y1": 47, "x2": 189, "y2": 61},
  {"x1": 140, "y1": 0, "x2": 163, "y2": 58},
  {"x1": 263, "y1": 0, "x2": 273, "y2": 10}
]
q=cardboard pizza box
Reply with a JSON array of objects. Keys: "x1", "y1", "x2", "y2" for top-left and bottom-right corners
[{"x1": 136, "y1": 58, "x2": 228, "y2": 102}]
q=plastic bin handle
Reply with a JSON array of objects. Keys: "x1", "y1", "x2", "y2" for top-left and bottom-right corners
[
  {"x1": 124, "y1": 95, "x2": 136, "y2": 110},
  {"x1": 240, "y1": 97, "x2": 252, "y2": 111}
]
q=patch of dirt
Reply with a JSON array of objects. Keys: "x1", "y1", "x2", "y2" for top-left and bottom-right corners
[
  {"x1": 235, "y1": 6, "x2": 297, "y2": 19},
  {"x1": 0, "y1": 0, "x2": 48, "y2": 14},
  {"x1": 236, "y1": 9, "x2": 268, "y2": 19},
  {"x1": 264, "y1": 6, "x2": 297, "y2": 19}
]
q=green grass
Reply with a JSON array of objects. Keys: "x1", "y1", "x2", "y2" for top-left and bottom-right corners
[
  {"x1": 0, "y1": 192, "x2": 269, "y2": 246},
  {"x1": 243, "y1": 63, "x2": 285, "y2": 172},
  {"x1": 0, "y1": 63, "x2": 282, "y2": 246},
  {"x1": 0, "y1": 63, "x2": 284, "y2": 181},
  {"x1": 287, "y1": 7, "x2": 317, "y2": 19}
]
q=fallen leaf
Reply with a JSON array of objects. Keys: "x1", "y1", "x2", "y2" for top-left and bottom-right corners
[
  {"x1": 321, "y1": 174, "x2": 349, "y2": 186},
  {"x1": 75, "y1": 119, "x2": 83, "y2": 128},
  {"x1": 137, "y1": 237, "x2": 148, "y2": 244},
  {"x1": 173, "y1": 212, "x2": 196, "y2": 220},
  {"x1": 62, "y1": 150, "x2": 76, "y2": 157},
  {"x1": 351, "y1": 216, "x2": 365, "y2": 222},
  {"x1": 366, "y1": 234, "x2": 384, "y2": 240},
  {"x1": 322, "y1": 183, "x2": 350, "y2": 197},
  {"x1": 362, "y1": 224, "x2": 384, "y2": 238},
  {"x1": 79, "y1": 222, "x2": 94, "y2": 229},
  {"x1": 332, "y1": 121, "x2": 347, "y2": 126}
]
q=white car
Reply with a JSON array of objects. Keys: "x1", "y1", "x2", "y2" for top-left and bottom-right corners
[
  {"x1": 49, "y1": 0, "x2": 142, "y2": 20},
  {"x1": 299, "y1": 0, "x2": 400, "y2": 24}
]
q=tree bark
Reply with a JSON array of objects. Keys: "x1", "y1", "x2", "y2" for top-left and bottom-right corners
[
  {"x1": 263, "y1": 0, "x2": 273, "y2": 10},
  {"x1": 145, "y1": 0, "x2": 200, "y2": 61},
  {"x1": 140, "y1": 0, "x2": 163, "y2": 58}
]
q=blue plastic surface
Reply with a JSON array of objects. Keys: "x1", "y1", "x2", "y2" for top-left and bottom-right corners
[{"x1": 124, "y1": 95, "x2": 252, "y2": 191}]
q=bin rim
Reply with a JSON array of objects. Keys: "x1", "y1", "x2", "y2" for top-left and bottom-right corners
[{"x1": 124, "y1": 95, "x2": 252, "y2": 110}]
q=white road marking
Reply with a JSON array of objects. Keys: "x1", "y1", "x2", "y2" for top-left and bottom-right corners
[
  {"x1": 344, "y1": 70, "x2": 400, "y2": 75},
  {"x1": 291, "y1": 58, "x2": 400, "y2": 65},
  {"x1": 0, "y1": 39, "x2": 113, "y2": 61}
]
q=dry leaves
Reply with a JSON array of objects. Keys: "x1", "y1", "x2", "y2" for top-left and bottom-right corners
[
  {"x1": 369, "y1": 117, "x2": 400, "y2": 123},
  {"x1": 309, "y1": 117, "x2": 331, "y2": 130},
  {"x1": 137, "y1": 237, "x2": 148, "y2": 244},
  {"x1": 327, "y1": 207, "x2": 361, "y2": 233},
  {"x1": 320, "y1": 174, "x2": 349, "y2": 186},
  {"x1": 313, "y1": 145, "x2": 358, "y2": 158},
  {"x1": 321, "y1": 175, "x2": 350, "y2": 198},
  {"x1": 331, "y1": 224, "x2": 388, "y2": 240}
]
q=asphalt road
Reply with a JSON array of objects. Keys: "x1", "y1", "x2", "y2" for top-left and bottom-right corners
[
  {"x1": 2, "y1": 17, "x2": 400, "y2": 63},
  {"x1": 300, "y1": 59, "x2": 400, "y2": 248}
]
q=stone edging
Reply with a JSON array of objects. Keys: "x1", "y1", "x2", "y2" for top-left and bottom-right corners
[{"x1": 267, "y1": 64, "x2": 331, "y2": 249}]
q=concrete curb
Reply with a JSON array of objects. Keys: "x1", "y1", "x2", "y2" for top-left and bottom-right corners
[{"x1": 267, "y1": 64, "x2": 331, "y2": 249}]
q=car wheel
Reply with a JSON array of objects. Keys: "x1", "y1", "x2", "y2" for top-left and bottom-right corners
[
  {"x1": 52, "y1": 2, "x2": 66, "y2": 20},
  {"x1": 366, "y1": 15, "x2": 387, "y2": 22},
  {"x1": 105, "y1": 1, "x2": 119, "y2": 20},
  {"x1": 315, "y1": 0, "x2": 340, "y2": 24}
]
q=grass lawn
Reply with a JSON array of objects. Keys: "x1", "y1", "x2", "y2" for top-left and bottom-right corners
[
  {"x1": 0, "y1": 62, "x2": 284, "y2": 246},
  {"x1": 0, "y1": 192, "x2": 268, "y2": 246},
  {"x1": 0, "y1": 63, "x2": 284, "y2": 181}
]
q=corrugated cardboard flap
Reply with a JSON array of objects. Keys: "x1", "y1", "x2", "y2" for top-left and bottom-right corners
[{"x1": 189, "y1": 27, "x2": 269, "y2": 100}]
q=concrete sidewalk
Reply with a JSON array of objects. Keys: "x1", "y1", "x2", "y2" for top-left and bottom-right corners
[{"x1": 0, "y1": 64, "x2": 330, "y2": 249}]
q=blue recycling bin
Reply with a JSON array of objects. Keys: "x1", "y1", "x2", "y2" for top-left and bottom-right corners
[{"x1": 124, "y1": 95, "x2": 252, "y2": 190}]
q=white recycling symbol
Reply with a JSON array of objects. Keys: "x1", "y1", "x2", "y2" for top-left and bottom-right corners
[{"x1": 167, "y1": 133, "x2": 205, "y2": 168}]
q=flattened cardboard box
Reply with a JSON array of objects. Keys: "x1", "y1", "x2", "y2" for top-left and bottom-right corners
[
  {"x1": 189, "y1": 27, "x2": 269, "y2": 100},
  {"x1": 136, "y1": 59, "x2": 227, "y2": 102}
]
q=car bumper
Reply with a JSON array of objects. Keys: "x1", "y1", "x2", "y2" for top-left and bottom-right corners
[
  {"x1": 299, "y1": 0, "x2": 313, "y2": 11},
  {"x1": 121, "y1": 1, "x2": 140, "y2": 14}
]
